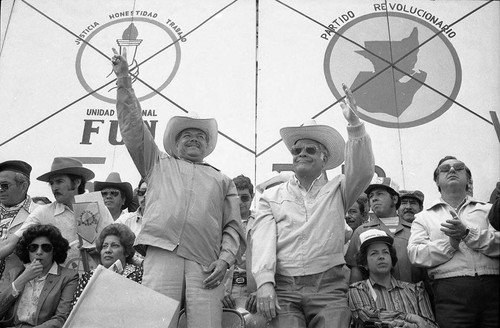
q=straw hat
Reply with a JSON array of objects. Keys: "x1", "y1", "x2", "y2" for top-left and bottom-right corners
[
  {"x1": 280, "y1": 119, "x2": 345, "y2": 170},
  {"x1": 163, "y1": 112, "x2": 218, "y2": 158}
]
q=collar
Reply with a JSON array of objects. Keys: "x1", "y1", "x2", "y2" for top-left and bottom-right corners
[
  {"x1": 427, "y1": 195, "x2": 486, "y2": 211},
  {"x1": 292, "y1": 172, "x2": 326, "y2": 191},
  {"x1": 54, "y1": 201, "x2": 72, "y2": 216},
  {"x1": 174, "y1": 155, "x2": 220, "y2": 171},
  {"x1": 369, "y1": 276, "x2": 402, "y2": 290},
  {"x1": 0, "y1": 196, "x2": 29, "y2": 212},
  {"x1": 363, "y1": 216, "x2": 411, "y2": 230},
  {"x1": 48, "y1": 261, "x2": 59, "y2": 275}
]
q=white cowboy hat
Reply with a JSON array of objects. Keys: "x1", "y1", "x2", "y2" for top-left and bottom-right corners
[
  {"x1": 280, "y1": 119, "x2": 345, "y2": 170},
  {"x1": 163, "y1": 112, "x2": 218, "y2": 158}
]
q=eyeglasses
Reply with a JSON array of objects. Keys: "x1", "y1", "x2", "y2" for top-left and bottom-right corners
[
  {"x1": 239, "y1": 195, "x2": 251, "y2": 202},
  {"x1": 438, "y1": 162, "x2": 465, "y2": 173},
  {"x1": 136, "y1": 189, "x2": 147, "y2": 197},
  {"x1": 28, "y1": 243, "x2": 53, "y2": 253},
  {"x1": 101, "y1": 190, "x2": 121, "y2": 197},
  {"x1": 290, "y1": 145, "x2": 321, "y2": 156},
  {"x1": 0, "y1": 183, "x2": 12, "y2": 191}
]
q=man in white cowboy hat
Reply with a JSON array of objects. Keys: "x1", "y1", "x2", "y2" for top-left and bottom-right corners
[
  {"x1": 94, "y1": 172, "x2": 133, "y2": 221},
  {"x1": 251, "y1": 85, "x2": 374, "y2": 327},
  {"x1": 0, "y1": 160, "x2": 38, "y2": 280},
  {"x1": 0, "y1": 157, "x2": 113, "y2": 273},
  {"x1": 111, "y1": 48, "x2": 244, "y2": 328},
  {"x1": 345, "y1": 177, "x2": 425, "y2": 286}
]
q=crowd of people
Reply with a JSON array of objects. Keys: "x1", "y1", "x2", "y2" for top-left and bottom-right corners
[{"x1": 0, "y1": 48, "x2": 498, "y2": 328}]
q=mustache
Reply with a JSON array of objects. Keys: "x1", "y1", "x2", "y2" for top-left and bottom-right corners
[{"x1": 402, "y1": 208, "x2": 415, "y2": 214}]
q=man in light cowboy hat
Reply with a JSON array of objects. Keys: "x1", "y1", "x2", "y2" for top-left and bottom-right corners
[
  {"x1": 398, "y1": 189, "x2": 424, "y2": 224},
  {"x1": 251, "y1": 85, "x2": 374, "y2": 327},
  {"x1": 94, "y1": 172, "x2": 133, "y2": 221},
  {"x1": 345, "y1": 177, "x2": 425, "y2": 286},
  {"x1": 0, "y1": 157, "x2": 113, "y2": 273},
  {"x1": 111, "y1": 48, "x2": 245, "y2": 328},
  {"x1": 0, "y1": 160, "x2": 38, "y2": 280}
]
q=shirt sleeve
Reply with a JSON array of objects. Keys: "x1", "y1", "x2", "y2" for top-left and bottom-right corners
[
  {"x1": 14, "y1": 207, "x2": 42, "y2": 238},
  {"x1": 463, "y1": 223, "x2": 500, "y2": 257},
  {"x1": 407, "y1": 214, "x2": 457, "y2": 268},
  {"x1": 414, "y1": 281, "x2": 438, "y2": 328},
  {"x1": 251, "y1": 194, "x2": 277, "y2": 289},
  {"x1": 342, "y1": 122, "x2": 375, "y2": 211},
  {"x1": 116, "y1": 76, "x2": 162, "y2": 178},
  {"x1": 219, "y1": 181, "x2": 245, "y2": 267}
]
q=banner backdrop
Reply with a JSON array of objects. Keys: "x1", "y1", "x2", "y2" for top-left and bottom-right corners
[{"x1": 0, "y1": 0, "x2": 499, "y2": 206}]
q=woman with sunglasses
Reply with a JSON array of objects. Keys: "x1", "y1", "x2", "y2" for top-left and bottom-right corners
[
  {"x1": 0, "y1": 224, "x2": 78, "y2": 327},
  {"x1": 72, "y1": 223, "x2": 142, "y2": 306}
]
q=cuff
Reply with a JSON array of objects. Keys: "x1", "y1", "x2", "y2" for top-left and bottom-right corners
[
  {"x1": 463, "y1": 226, "x2": 478, "y2": 243},
  {"x1": 11, "y1": 282, "x2": 20, "y2": 297},
  {"x1": 219, "y1": 251, "x2": 235, "y2": 267},
  {"x1": 346, "y1": 122, "x2": 366, "y2": 139},
  {"x1": 116, "y1": 76, "x2": 132, "y2": 89},
  {"x1": 254, "y1": 270, "x2": 276, "y2": 289}
]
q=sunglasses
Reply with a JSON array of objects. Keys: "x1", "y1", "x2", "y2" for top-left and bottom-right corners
[
  {"x1": 239, "y1": 195, "x2": 251, "y2": 202},
  {"x1": 136, "y1": 189, "x2": 147, "y2": 197},
  {"x1": 290, "y1": 145, "x2": 321, "y2": 156},
  {"x1": 0, "y1": 183, "x2": 12, "y2": 191},
  {"x1": 28, "y1": 243, "x2": 53, "y2": 253},
  {"x1": 438, "y1": 162, "x2": 465, "y2": 173},
  {"x1": 101, "y1": 190, "x2": 121, "y2": 197}
]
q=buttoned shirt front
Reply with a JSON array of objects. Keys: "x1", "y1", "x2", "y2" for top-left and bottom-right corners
[
  {"x1": 348, "y1": 277, "x2": 437, "y2": 328},
  {"x1": 252, "y1": 122, "x2": 374, "y2": 288},
  {"x1": 408, "y1": 196, "x2": 499, "y2": 279},
  {"x1": 16, "y1": 262, "x2": 58, "y2": 325}
]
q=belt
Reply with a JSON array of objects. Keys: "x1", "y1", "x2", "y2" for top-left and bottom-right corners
[{"x1": 232, "y1": 272, "x2": 247, "y2": 286}]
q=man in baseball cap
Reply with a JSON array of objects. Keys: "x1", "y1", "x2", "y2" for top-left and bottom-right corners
[
  {"x1": 398, "y1": 190, "x2": 424, "y2": 224},
  {"x1": 346, "y1": 177, "x2": 425, "y2": 286}
]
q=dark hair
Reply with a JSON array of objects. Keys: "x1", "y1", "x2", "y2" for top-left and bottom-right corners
[
  {"x1": 95, "y1": 223, "x2": 136, "y2": 263},
  {"x1": 433, "y1": 156, "x2": 472, "y2": 192},
  {"x1": 67, "y1": 174, "x2": 87, "y2": 195},
  {"x1": 31, "y1": 196, "x2": 52, "y2": 205},
  {"x1": 355, "y1": 242, "x2": 398, "y2": 279},
  {"x1": 356, "y1": 194, "x2": 369, "y2": 215},
  {"x1": 233, "y1": 175, "x2": 254, "y2": 197},
  {"x1": 16, "y1": 224, "x2": 70, "y2": 264}
]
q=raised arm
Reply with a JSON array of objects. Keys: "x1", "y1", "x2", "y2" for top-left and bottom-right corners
[
  {"x1": 339, "y1": 84, "x2": 375, "y2": 210},
  {"x1": 111, "y1": 48, "x2": 160, "y2": 177}
]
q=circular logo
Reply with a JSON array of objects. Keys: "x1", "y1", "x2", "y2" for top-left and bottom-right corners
[
  {"x1": 324, "y1": 12, "x2": 461, "y2": 128},
  {"x1": 76, "y1": 17, "x2": 181, "y2": 104}
]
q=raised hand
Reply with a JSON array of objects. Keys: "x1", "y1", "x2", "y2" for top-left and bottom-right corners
[
  {"x1": 339, "y1": 83, "x2": 361, "y2": 126},
  {"x1": 111, "y1": 47, "x2": 129, "y2": 78}
]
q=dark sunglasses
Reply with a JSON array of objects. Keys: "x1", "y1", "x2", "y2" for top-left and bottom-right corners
[
  {"x1": 0, "y1": 183, "x2": 12, "y2": 191},
  {"x1": 136, "y1": 189, "x2": 147, "y2": 197},
  {"x1": 438, "y1": 162, "x2": 465, "y2": 173},
  {"x1": 239, "y1": 195, "x2": 251, "y2": 202},
  {"x1": 101, "y1": 190, "x2": 121, "y2": 197},
  {"x1": 291, "y1": 145, "x2": 321, "y2": 156},
  {"x1": 28, "y1": 243, "x2": 53, "y2": 253}
]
